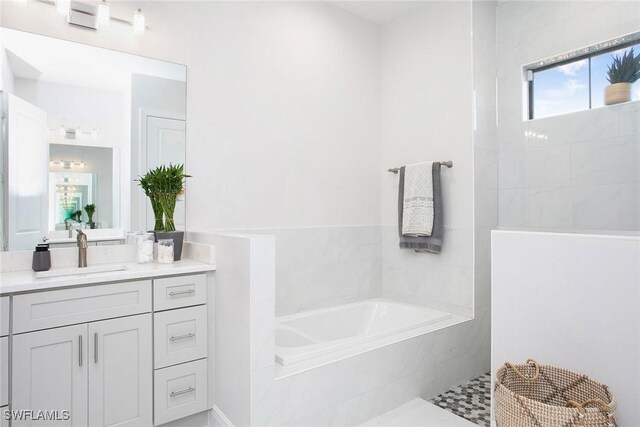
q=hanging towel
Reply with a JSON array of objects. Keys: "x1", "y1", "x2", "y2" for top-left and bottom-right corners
[
  {"x1": 398, "y1": 162, "x2": 443, "y2": 254},
  {"x1": 401, "y1": 161, "x2": 434, "y2": 236}
]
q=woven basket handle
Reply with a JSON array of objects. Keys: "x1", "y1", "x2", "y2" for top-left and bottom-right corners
[
  {"x1": 567, "y1": 399, "x2": 617, "y2": 427},
  {"x1": 503, "y1": 359, "x2": 540, "y2": 381}
]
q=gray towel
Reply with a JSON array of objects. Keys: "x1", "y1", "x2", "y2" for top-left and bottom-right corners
[{"x1": 398, "y1": 162, "x2": 443, "y2": 253}]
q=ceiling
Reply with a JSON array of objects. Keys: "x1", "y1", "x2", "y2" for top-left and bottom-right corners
[
  {"x1": 329, "y1": 1, "x2": 421, "y2": 25},
  {"x1": 2, "y1": 27, "x2": 185, "y2": 93}
]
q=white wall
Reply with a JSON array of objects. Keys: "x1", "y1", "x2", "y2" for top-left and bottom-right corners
[
  {"x1": 497, "y1": 1, "x2": 640, "y2": 231},
  {"x1": 492, "y1": 230, "x2": 640, "y2": 426},
  {"x1": 379, "y1": 1, "x2": 475, "y2": 316},
  {"x1": 184, "y1": 1, "x2": 381, "y2": 230}
]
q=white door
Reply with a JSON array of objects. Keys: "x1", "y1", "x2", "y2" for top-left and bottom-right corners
[
  {"x1": 7, "y1": 94, "x2": 48, "y2": 250},
  {"x1": 144, "y1": 116, "x2": 186, "y2": 231},
  {"x1": 12, "y1": 324, "x2": 88, "y2": 427},
  {"x1": 88, "y1": 314, "x2": 152, "y2": 427}
]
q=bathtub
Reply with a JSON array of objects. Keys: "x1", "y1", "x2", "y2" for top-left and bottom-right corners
[{"x1": 276, "y1": 299, "x2": 453, "y2": 366}]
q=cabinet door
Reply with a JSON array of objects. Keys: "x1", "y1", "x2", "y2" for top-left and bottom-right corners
[
  {"x1": 13, "y1": 324, "x2": 88, "y2": 426},
  {"x1": 89, "y1": 314, "x2": 152, "y2": 427}
]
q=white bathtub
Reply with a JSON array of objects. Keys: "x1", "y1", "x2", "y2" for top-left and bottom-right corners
[{"x1": 276, "y1": 299, "x2": 453, "y2": 366}]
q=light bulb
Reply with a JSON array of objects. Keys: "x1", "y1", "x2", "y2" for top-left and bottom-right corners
[
  {"x1": 56, "y1": 0, "x2": 70, "y2": 15},
  {"x1": 97, "y1": 0, "x2": 110, "y2": 27},
  {"x1": 133, "y1": 8, "x2": 145, "y2": 34}
]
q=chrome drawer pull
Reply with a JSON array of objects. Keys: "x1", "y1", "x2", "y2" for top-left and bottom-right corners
[
  {"x1": 169, "y1": 332, "x2": 195, "y2": 342},
  {"x1": 170, "y1": 386, "x2": 195, "y2": 397},
  {"x1": 168, "y1": 289, "x2": 195, "y2": 297},
  {"x1": 79, "y1": 335, "x2": 83, "y2": 366}
]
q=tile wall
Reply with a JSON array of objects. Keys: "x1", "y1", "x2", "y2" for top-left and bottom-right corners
[{"x1": 497, "y1": 1, "x2": 640, "y2": 231}]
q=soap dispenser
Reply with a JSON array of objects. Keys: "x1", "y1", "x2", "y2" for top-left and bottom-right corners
[{"x1": 32, "y1": 243, "x2": 52, "y2": 272}]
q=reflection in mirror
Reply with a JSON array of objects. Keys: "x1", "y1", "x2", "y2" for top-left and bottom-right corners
[
  {"x1": 49, "y1": 144, "x2": 113, "y2": 230},
  {"x1": 0, "y1": 28, "x2": 186, "y2": 250}
]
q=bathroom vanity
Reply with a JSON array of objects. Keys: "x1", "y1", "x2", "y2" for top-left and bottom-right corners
[{"x1": 0, "y1": 258, "x2": 215, "y2": 426}]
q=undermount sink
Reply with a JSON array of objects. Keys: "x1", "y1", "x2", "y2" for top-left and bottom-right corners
[{"x1": 35, "y1": 264, "x2": 128, "y2": 279}]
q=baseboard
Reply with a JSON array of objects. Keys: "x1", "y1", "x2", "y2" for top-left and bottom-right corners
[{"x1": 211, "y1": 406, "x2": 234, "y2": 427}]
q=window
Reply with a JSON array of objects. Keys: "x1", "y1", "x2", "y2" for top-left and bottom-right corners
[{"x1": 527, "y1": 34, "x2": 640, "y2": 120}]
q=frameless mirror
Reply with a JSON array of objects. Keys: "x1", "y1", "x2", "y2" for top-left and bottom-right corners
[{"x1": 0, "y1": 28, "x2": 187, "y2": 250}]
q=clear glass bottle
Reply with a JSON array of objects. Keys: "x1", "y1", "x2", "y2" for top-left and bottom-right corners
[
  {"x1": 136, "y1": 232, "x2": 155, "y2": 264},
  {"x1": 157, "y1": 239, "x2": 174, "y2": 264}
]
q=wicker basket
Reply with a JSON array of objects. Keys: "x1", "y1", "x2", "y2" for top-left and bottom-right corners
[{"x1": 494, "y1": 360, "x2": 617, "y2": 427}]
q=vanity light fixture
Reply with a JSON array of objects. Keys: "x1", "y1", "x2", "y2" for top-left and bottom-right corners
[
  {"x1": 133, "y1": 8, "x2": 145, "y2": 34},
  {"x1": 96, "y1": 0, "x2": 110, "y2": 27},
  {"x1": 35, "y1": 0, "x2": 148, "y2": 34},
  {"x1": 53, "y1": 126, "x2": 99, "y2": 139},
  {"x1": 55, "y1": 0, "x2": 70, "y2": 15},
  {"x1": 50, "y1": 160, "x2": 85, "y2": 169}
]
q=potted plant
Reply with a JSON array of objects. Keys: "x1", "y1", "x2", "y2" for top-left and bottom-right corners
[
  {"x1": 137, "y1": 164, "x2": 190, "y2": 260},
  {"x1": 137, "y1": 169, "x2": 165, "y2": 231},
  {"x1": 84, "y1": 204, "x2": 96, "y2": 229},
  {"x1": 604, "y1": 47, "x2": 640, "y2": 105}
]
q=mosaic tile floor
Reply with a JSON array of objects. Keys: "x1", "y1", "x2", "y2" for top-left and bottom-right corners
[{"x1": 430, "y1": 373, "x2": 491, "y2": 427}]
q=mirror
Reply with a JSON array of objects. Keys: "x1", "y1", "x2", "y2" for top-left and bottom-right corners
[{"x1": 0, "y1": 28, "x2": 187, "y2": 250}]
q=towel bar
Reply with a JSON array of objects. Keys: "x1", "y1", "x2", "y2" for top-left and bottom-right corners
[{"x1": 387, "y1": 161, "x2": 453, "y2": 173}]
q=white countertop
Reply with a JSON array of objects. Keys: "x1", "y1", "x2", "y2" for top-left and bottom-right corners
[{"x1": 0, "y1": 258, "x2": 216, "y2": 295}]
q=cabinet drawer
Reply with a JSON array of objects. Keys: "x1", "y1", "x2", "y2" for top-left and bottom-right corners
[
  {"x1": 154, "y1": 359, "x2": 207, "y2": 426},
  {"x1": 0, "y1": 337, "x2": 7, "y2": 407},
  {"x1": 154, "y1": 305, "x2": 207, "y2": 369},
  {"x1": 0, "y1": 298, "x2": 9, "y2": 337},
  {"x1": 153, "y1": 274, "x2": 206, "y2": 312},
  {"x1": 13, "y1": 281, "x2": 152, "y2": 333}
]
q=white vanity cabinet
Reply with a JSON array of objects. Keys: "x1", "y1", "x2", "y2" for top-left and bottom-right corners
[
  {"x1": 88, "y1": 314, "x2": 152, "y2": 427},
  {"x1": 13, "y1": 324, "x2": 89, "y2": 426},
  {"x1": 152, "y1": 275, "x2": 209, "y2": 425},
  {"x1": 5, "y1": 272, "x2": 211, "y2": 427},
  {"x1": 0, "y1": 296, "x2": 10, "y2": 421}
]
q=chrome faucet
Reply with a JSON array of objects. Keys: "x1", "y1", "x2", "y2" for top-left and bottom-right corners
[
  {"x1": 76, "y1": 229, "x2": 88, "y2": 268},
  {"x1": 66, "y1": 221, "x2": 74, "y2": 238}
]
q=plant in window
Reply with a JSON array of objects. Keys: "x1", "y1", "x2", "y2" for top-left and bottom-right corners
[{"x1": 604, "y1": 47, "x2": 640, "y2": 105}]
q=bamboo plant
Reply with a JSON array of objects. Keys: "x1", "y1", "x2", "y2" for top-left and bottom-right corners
[
  {"x1": 155, "y1": 164, "x2": 190, "y2": 232},
  {"x1": 136, "y1": 169, "x2": 166, "y2": 231},
  {"x1": 136, "y1": 164, "x2": 190, "y2": 232},
  {"x1": 84, "y1": 204, "x2": 96, "y2": 223}
]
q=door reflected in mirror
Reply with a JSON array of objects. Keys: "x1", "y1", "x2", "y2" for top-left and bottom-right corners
[{"x1": 0, "y1": 28, "x2": 187, "y2": 250}]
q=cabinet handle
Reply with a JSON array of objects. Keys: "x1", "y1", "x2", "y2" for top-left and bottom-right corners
[
  {"x1": 79, "y1": 335, "x2": 83, "y2": 366},
  {"x1": 170, "y1": 386, "x2": 195, "y2": 397},
  {"x1": 168, "y1": 289, "x2": 195, "y2": 297},
  {"x1": 169, "y1": 332, "x2": 195, "y2": 341},
  {"x1": 94, "y1": 332, "x2": 98, "y2": 364}
]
